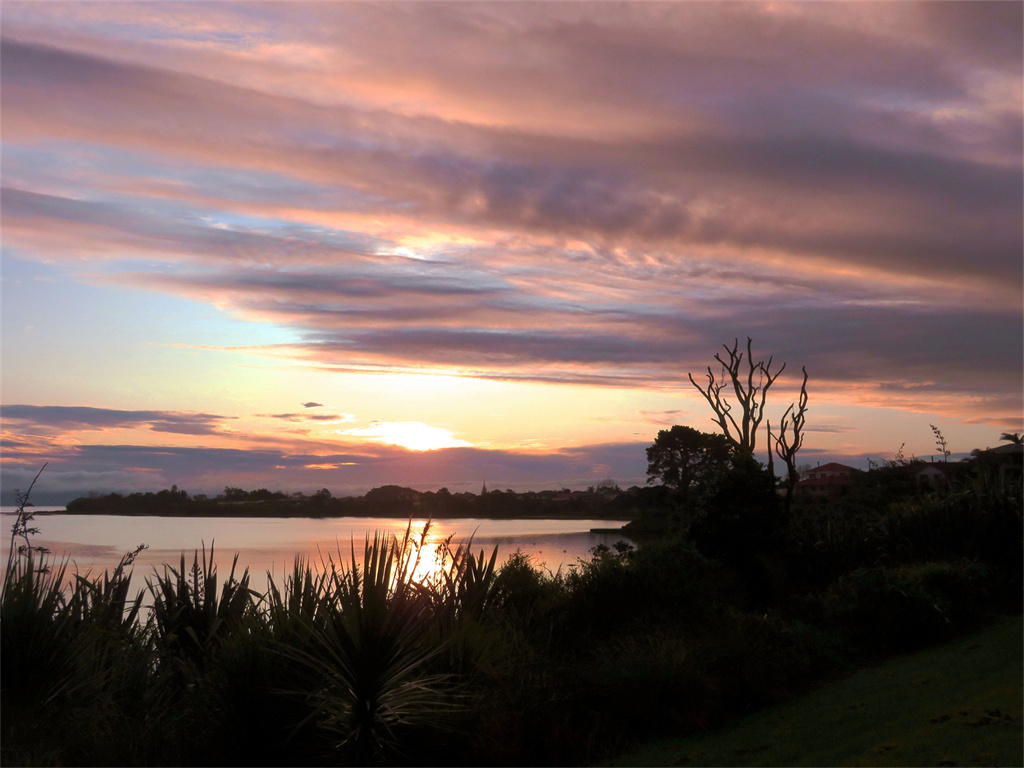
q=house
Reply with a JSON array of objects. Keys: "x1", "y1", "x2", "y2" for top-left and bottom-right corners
[
  {"x1": 796, "y1": 462, "x2": 856, "y2": 498},
  {"x1": 913, "y1": 462, "x2": 955, "y2": 489}
]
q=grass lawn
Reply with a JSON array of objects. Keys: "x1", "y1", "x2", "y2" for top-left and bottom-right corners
[{"x1": 605, "y1": 614, "x2": 1023, "y2": 767}]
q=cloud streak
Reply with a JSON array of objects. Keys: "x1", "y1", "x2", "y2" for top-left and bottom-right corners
[{"x1": 1, "y1": 405, "x2": 232, "y2": 436}]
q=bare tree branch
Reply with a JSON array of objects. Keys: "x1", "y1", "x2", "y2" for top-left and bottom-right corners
[
  {"x1": 774, "y1": 366, "x2": 808, "y2": 511},
  {"x1": 689, "y1": 337, "x2": 784, "y2": 457}
]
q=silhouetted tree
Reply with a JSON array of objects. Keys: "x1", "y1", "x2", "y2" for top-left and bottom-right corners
[
  {"x1": 774, "y1": 366, "x2": 809, "y2": 512},
  {"x1": 688, "y1": 455, "x2": 783, "y2": 605},
  {"x1": 646, "y1": 426, "x2": 732, "y2": 504},
  {"x1": 688, "y1": 337, "x2": 784, "y2": 458}
]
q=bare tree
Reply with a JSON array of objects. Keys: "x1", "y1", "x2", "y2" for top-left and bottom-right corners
[
  {"x1": 774, "y1": 366, "x2": 808, "y2": 511},
  {"x1": 688, "y1": 337, "x2": 785, "y2": 458}
]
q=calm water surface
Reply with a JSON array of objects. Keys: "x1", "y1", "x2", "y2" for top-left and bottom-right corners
[{"x1": 2, "y1": 508, "x2": 632, "y2": 593}]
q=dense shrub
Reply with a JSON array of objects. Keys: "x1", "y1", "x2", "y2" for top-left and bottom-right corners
[
  {"x1": 617, "y1": 537, "x2": 745, "y2": 620},
  {"x1": 882, "y1": 491, "x2": 1023, "y2": 578},
  {"x1": 693, "y1": 610, "x2": 845, "y2": 718},
  {"x1": 490, "y1": 549, "x2": 554, "y2": 618},
  {"x1": 784, "y1": 479, "x2": 1023, "y2": 596},
  {"x1": 810, "y1": 560, "x2": 998, "y2": 656},
  {"x1": 575, "y1": 630, "x2": 714, "y2": 751},
  {"x1": 688, "y1": 458, "x2": 787, "y2": 605},
  {"x1": 531, "y1": 537, "x2": 745, "y2": 651}
]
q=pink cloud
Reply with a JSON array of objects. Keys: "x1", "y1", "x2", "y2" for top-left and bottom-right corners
[{"x1": 0, "y1": 2, "x2": 1019, "y2": 460}]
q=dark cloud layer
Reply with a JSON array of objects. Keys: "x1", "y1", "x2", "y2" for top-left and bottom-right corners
[
  {"x1": 1, "y1": 405, "x2": 231, "y2": 436},
  {"x1": 0, "y1": 439, "x2": 652, "y2": 505}
]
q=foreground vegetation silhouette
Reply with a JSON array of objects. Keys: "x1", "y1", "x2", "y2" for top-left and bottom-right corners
[{"x1": 3, "y1": 447, "x2": 1021, "y2": 766}]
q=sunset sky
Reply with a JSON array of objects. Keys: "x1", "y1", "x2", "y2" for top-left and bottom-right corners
[{"x1": 2, "y1": 1, "x2": 1021, "y2": 504}]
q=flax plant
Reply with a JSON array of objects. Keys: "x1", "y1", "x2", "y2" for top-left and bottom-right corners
[
  {"x1": 287, "y1": 527, "x2": 459, "y2": 765},
  {"x1": 67, "y1": 543, "x2": 148, "y2": 631},
  {"x1": 2, "y1": 465, "x2": 71, "y2": 713},
  {"x1": 435, "y1": 539, "x2": 500, "y2": 626},
  {"x1": 1, "y1": 465, "x2": 81, "y2": 763},
  {"x1": 427, "y1": 537, "x2": 505, "y2": 683},
  {"x1": 53, "y1": 547, "x2": 163, "y2": 766},
  {"x1": 261, "y1": 554, "x2": 336, "y2": 644},
  {"x1": 147, "y1": 545, "x2": 257, "y2": 669},
  {"x1": 1, "y1": 551, "x2": 73, "y2": 711}
]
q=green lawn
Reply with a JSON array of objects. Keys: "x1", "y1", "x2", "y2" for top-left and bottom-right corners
[{"x1": 605, "y1": 614, "x2": 1023, "y2": 767}]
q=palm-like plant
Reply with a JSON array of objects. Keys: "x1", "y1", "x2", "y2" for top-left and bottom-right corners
[
  {"x1": 290, "y1": 529, "x2": 457, "y2": 765},
  {"x1": 147, "y1": 545, "x2": 256, "y2": 669},
  {"x1": 436, "y1": 539, "x2": 500, "y2": 626},
  {"x1": 1, "y1": 551, "x2": 74, "y2": 709},
  {"x1": 261, "y1": 555, "x2": 336, "y2": 644}
]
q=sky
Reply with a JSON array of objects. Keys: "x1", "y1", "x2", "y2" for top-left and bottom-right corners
[{"x1": 1, "y1": 1, "x2": 1021, "y2": 505}]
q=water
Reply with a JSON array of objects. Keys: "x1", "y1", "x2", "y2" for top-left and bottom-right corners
[{"x1": 0, "y1": 507, "x2": 632, "y2": 593}]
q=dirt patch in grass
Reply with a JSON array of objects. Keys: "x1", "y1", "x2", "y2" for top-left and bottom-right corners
[{"x1": 605, "y1": 614, "x2": 1023, "y2": 767}]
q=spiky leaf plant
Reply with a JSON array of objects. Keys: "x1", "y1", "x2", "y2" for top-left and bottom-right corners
[
  {"x1": 289, "y1": 528, "x2": 458, "y2": 765},
  {"x1": 68, "y1": 543, "x2": 148, "y2": 632},
  {"x1": 1, "y1": 552, "x2": 74, "y2": 711},
  {"x1": 261, "y1": 554, "x2": 337, "y2": 647},
  {"x1": 147, "y1": 544, "x2": 256, "y2": 669},
  {"x1": 57, "y1": 549, "x2": 166, "y2": 766},
  {"x1": 436, "y1": 539, "x2": 500, "y2": 626},
  {"x1": 1, "y1": 464, "x2": 76, "y2": 761}
]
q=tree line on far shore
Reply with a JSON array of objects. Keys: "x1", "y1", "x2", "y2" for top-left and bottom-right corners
[{"x1": 63, "y1": 481, "x2": 646, "y2": 520}]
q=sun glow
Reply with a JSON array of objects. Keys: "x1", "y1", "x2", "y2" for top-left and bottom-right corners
[
  {"x1": 407, "y1": 538, "x2": 445, "y2": 585},
  {"x1": 400, "y1": 527, "x2": 487, "y2": 588},
  {"x1": 340, "y1": 421, "x2": 472, "y2": 451}
]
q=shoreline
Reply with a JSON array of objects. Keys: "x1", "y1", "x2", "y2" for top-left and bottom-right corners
[{"x1": 15, "y1": 508, "x2": 631, "y2": 526}]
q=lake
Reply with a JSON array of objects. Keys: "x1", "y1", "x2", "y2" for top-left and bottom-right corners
[{"x1": 0, "y1": 508, "x2": 633, "y2": 593}]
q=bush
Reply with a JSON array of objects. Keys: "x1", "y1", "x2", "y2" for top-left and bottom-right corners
[
  {"x1": 537, "y1": 538, "x2": 744, "y2": 650},
  {"x1": 812, "y1": 560, "x2": 998, "y2": 656},
  {"x1": 579, "y1": 629, "x2": 714, "y2": 741},
  {"x1": 688, "y1": 458, "x2": 787, "y2": 605},
  {"x1": 694, "y1": 610, "x2": 845, "y2": 719},
  {"x1": 622, "y1": 537, "x2": 745, "y2": 618},
  {"x1": 883, "y1": 491, "x2": 1022, "y2": 579}
]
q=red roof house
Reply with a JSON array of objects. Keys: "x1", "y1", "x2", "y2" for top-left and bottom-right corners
[{"x1": 796, "y1": 462, "x2": 857, "y2": 498}]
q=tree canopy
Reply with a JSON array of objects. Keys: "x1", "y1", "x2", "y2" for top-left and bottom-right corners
[{"x1": 646, "y1": 425, "x2": 732, "y2": 502}]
